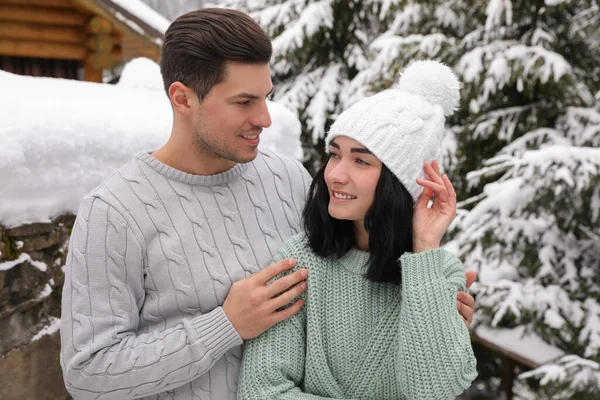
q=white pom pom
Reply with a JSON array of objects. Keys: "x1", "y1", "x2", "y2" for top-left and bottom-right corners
[{"x1": 397, "y1": 60, "x2": 460, "y2": 116}]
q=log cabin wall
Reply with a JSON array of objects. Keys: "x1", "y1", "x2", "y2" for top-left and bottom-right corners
[
  {"x1": 0, "y1": 0, "x2": 161, "y2": 82},
  {"x1": 0, "y1": 55, "x2": 81, "y2": 79}
]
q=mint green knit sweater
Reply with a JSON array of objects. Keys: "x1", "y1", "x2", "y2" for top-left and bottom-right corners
[{"x1": 238, "y1": 233, "x2": 477, "y2": 399}]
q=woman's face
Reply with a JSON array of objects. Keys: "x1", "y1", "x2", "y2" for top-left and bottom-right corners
[{"x1": 325, "y1": 136, "x2": 382, "y2": 223}]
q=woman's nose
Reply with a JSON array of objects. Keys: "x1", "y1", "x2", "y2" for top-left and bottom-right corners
[{"x1": 328, "y1": 162, "x2": 349, "y2": 184}]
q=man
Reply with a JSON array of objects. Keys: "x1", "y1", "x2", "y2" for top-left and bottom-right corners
[{"x1": 60, "y1": 8, "x2": 475, "y2": 400}]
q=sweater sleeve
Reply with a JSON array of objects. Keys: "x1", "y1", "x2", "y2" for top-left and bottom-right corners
[
  {"x1": 395, "y1": 249, "x2": 477, "y2": 400},
  {"x1": 238, "y1": 241, "x2": 348, "y2": 400},
  {"x1": 60, "y1": 196, "x2": 242, "y2": 400}
]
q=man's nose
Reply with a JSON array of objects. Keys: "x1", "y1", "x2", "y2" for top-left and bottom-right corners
[{"x1": 252, "y1": 101, "x2": 272, "y2": 128}]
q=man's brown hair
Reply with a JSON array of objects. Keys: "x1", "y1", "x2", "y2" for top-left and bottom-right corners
[{"x1": 160, "y1": 8, "x2": 272, "y2": 100}]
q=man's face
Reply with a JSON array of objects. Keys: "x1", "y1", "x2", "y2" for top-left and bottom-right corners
[{"x1": 191, "y1": 62, "x2": 273, "y2": 165}]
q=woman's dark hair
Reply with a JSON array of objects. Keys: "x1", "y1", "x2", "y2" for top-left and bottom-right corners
[
  {"x1": 160, "y1": 8, "x2": 272, "y2": 100},
  {"x1": 303, "y1": 160, "x2": 414, "y2": 285}
]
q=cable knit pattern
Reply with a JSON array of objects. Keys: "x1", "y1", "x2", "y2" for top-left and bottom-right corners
[
  {"x1": 60, "y1": 149, "x2": 311, "y2": 400},
  {"x1": 238, "y1": 234, "x2": 477, "y2": 400}
]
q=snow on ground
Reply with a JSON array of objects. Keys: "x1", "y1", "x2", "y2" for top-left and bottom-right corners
[{"x1": 0, "y1": 58, "x2": 303, "y2": 228}]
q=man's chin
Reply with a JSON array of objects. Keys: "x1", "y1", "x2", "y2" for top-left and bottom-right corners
[{"x1": 234, "y1": 149, "x2": 259, "y2": 164}]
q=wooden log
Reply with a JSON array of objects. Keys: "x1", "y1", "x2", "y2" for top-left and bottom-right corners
[
  {"x1": 86, "y1": 51, "x2": 116, "y2": 69},
  {"x1": 86, "y1": 35, "x2": 114, "y2": 53},
  {"x1": 0, "y1": 5, "x2": 88, "y2": 26},
  {"x1": 87, "y1": 16, "x2": 112, "y2": 35},
  {"x1": 0, "y1": 38, "x2": 86, "y2": 60},
  {"x1": 83, "y1": 61, "x2": 102, "y2": 83},
  {"x1": 0, "y1": 21, "x2": 84, "y2": 43},
  {"x1": 0, "y1": 0, "x2": 73, "y2": 8},
  {"x1": 501, "y1": 356, "x2": 515, "y2": 400}
]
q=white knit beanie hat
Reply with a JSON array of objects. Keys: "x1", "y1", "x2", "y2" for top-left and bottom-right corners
[{"x1": 325, "y1": 60, "x2": 461, "y2": 204}]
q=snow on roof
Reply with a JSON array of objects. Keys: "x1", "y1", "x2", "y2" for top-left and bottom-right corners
[
  {"x1": 0, "y1": 59, "x2": 303, "y2": 228},
  {"x1": 99, "y1": 0, "x2": 171, "y2": 44}
]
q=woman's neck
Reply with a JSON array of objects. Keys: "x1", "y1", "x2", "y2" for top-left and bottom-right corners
[{"x1": 354, "y1": 221, "x2": 369, "y2": 251}]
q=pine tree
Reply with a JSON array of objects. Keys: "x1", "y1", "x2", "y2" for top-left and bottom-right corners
[
  {"x1": 444, "y1": 1, "x2": 600, "y2": 398},
  {"x1": 226, "y1": 0, "x2": 600, "y2": 397},
  {"x1": 222, "y1": 0, "x2": 451, "y2": 172}
]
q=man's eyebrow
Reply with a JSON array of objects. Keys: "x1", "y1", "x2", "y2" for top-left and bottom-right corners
[{"x1": 229, "y1": 88, "x2": 274, "y2": 100}]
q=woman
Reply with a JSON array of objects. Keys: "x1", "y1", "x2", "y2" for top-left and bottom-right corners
[{"x1": 238, "y1": 60, "x2": 477, "y2": 399}]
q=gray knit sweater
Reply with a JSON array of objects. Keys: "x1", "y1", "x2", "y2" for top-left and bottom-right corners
[{"x1": 60, "y1": 149, "x2": 311, "y2": 400}]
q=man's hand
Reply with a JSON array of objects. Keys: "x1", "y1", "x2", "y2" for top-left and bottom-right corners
[
  {"x1": 457, "y1": 271, "x2": 476, "y2": 329},
  {"x1": 223, "y1": 258, "x2": 308, "y2": 339}
]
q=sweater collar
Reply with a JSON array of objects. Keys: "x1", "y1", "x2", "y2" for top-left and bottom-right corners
[
  {"x1": 136, "y1": 151, "x2": 250, "y2": 186},
  {"x1": 338, "y1": 248, "x2": 371, "y2": 275}
]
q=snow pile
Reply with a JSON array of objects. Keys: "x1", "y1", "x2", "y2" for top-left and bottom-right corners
[
  {"x1": 118, "y1": 57, "x2": 164, "y2": 90},
  {"x1": 0, "y1": 59, "x2": 302, "y2": 228}
]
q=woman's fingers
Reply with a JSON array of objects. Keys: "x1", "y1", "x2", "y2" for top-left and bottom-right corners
[
  {"x1": 415, "y1": 183, "x2": 434, "y2": 209},
  {"x1": 416, "y1": 178, "x2": 444, "y2": 192},
  {"x1": 424, "y1": 161, "x2": 445, "y2": 187},
  {"x1": 416, "y1": 177, "x2": 449, "y2": 203},
  {"x1": 442, "y1": 174, "x2": 457, "y2": 206},
  {"x1": 432, "y1": 160, "x2": 442, "y2": 176}
]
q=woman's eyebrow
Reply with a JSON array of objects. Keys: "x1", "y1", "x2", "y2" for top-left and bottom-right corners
[{"x1": 351, "y1": 147, "x2": 372, "y2": 154}]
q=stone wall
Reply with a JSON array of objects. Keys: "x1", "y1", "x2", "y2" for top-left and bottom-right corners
[{"x1": 0, "y1": 215, "x2": 75, "y2": 400}]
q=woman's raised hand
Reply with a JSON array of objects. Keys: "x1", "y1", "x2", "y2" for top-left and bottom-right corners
[{"x1": 412, "y1": 160, "x2": 457, "y2": 253}]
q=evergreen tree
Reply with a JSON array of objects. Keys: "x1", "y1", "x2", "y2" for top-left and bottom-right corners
[
  {"x1": 226, "y1": 0, "x2": 600, "y2": 397},
  {"x1": 222, "y1": 0, "x2": 445, "y2": 171},
  {"x1": 446, "y1": 1, "x2": 600, "y2": 398}
]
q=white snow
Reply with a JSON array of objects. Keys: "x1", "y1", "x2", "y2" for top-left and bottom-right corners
[
  {"x1": 475, "y1": 324, "x2": 565, "y2": 366},
  {"x1": 31, "y1": 317, "x2": 61, "y2": 342},
  {"x1": 305, "y1": 64, "x2": 343, "y2": 142},
  {"x1": 0, "y1": 254, "x2": 30, "y2": 271},
  {"x1": 379, "y1": 0, "x2": 402, "y2": 20},
  {"x1": 485, "y1": 0, "x2": 513, "y2": 34},
  {"x1": 388, "y1": 3, "x2": 422, "y2": 34},
  {"x1": 0, "y1": 59, "x2": 303, "y2": 228},
  {"x1": 343, "y1": 33, "x2": 453, "y2": 108},
  {"x1": 0, "y1": 253, "x2": 47, "y2": 272},
  {"x1": 457, "y1": 42, "x2": 572, "y2": 98},
  {"x1": 581, "y1": 299, "x2": 600, "y2": 358},
  {"x1": 250, "y1": 0, "x2": 302, "y2": 38},
  {"x1": 545, "y1": 0, "x2": 568, "y2": 5},
  {"x1": 110, "y1": 0, "x2": 171, "y2": 36},
  {"x1": 118, "y1": 57, "x2": 164, "y2": 90},
  {"x1": 271, "y1": 0, "x2": 333, "y2": 59},
  {"x1": 435, "y1": 5, "x2": 459, "y2": 30},
  {"x1": 38, "y1": 283, "x2": 52, "y2": 299},
  {"x1": 519, "y1": 354, "x2": 600, "y2": 393}
]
